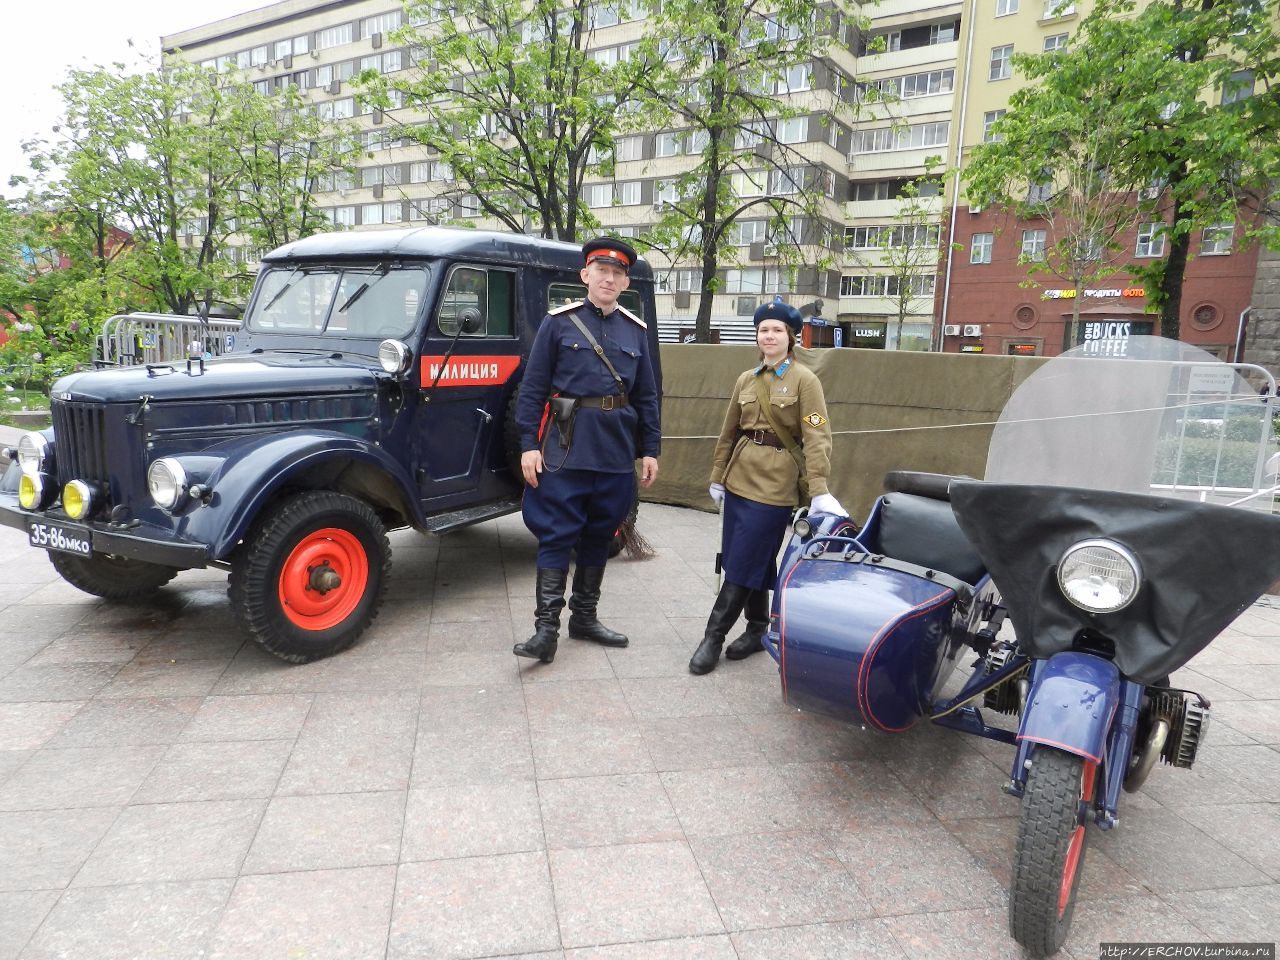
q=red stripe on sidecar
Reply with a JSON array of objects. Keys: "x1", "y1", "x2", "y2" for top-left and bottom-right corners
[{"x1": 857, "y1": 586, "x2": 956, "y2": 733}]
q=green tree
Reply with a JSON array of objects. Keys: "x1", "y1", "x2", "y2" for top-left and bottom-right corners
[
  {"x1": 962, "y1": 0, "x2": 1280, "y2": 340},
  {"x1": 641, "y1": 0, "x2": 856, "y2": 342},
  {"x1": 366, "y1": 0, "x2": 659, "y2": 240}
]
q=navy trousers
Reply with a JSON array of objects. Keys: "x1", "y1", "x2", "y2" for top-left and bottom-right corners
[
  {"x1": 522, "y1": 467, "x2": 636, "y2": 569},
  {"x1": 721, "y1": 489, "x2": 793, "y2": 591}
]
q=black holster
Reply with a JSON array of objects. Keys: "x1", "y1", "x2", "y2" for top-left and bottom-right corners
[{"x1": 548, "y1": 396, "x2": 579, "y2": 449}]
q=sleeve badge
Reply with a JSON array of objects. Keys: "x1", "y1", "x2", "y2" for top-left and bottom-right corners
[{"x1": 804, "y1": 412, "x2": 827, "y2": 428}]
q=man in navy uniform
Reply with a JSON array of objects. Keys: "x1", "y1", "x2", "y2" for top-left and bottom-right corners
[{"x1": 513, "y1": 237, "x2": 661, "y2": 663}]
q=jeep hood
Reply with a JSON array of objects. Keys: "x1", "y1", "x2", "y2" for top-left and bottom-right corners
[{"x1": 52, "y1": 354, "x2": 380, "y2": 403}]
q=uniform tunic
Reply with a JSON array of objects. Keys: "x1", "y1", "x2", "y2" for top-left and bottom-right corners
[
  {"x1": 516, "y1": 298, "x2": 662, "y2": 569},
  {"x1": 710, "y1": 357, "x2": 835, "y2": 591}
]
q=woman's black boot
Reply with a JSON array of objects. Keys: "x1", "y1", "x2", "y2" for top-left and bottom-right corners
[
  {"x1": 724, "y1": 589, "x2": 769, "y2": 660},
  {"x1": 689, "y1": 582, "x2": 751, "y2": 675},
  {"x1": 567, "y1": 566, "x2": 629, "y2": 647},
  {"x1": 513, "y1": 568, "x2": 568, "y2": 662}
]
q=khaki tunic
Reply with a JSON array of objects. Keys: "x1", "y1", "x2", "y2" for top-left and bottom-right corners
[{"x1": 709, "y1": 359, "x2": 833, "y2": 507}]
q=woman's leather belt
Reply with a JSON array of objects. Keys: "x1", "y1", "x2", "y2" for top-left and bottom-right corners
[
  {"x1": 738, "y1": 427, "x2": 800, "y2": 449},
  {"x1": 573, "y1": 394, "x2": 629, "y2": 410}
]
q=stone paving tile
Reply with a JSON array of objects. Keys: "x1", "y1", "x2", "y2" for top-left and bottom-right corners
[
  {"x1": 0, "y1": 750, "x2": 29, "y2": 788},
  {"x1": 660, "y1": 765, "x2": 806, "y2": 838},
  {"x1": 0, "y1": 702, "x2": 83, "y2": 750},
  {"x1": 1213, "y1": 697, "x2": 1280, "y2": 745},
  {"x1": 518, "y1": 643, "x2": 618, "y2": 682},
  {"x1": 0, "y1": 639, "x2": 51, "y2": 682},
  {"x1": 0, "y1": 890, "x2": 59, "y2": 960},
  {"x1": 45, "y1": 697, "x2": 201, "y2": 748},
  {"x1": 20, "y1": 878, "x2": 233, "y2": 960},
  {"x1": 882, "y1": 906, "x2": 1039, "y2": 960},
  {"x1": 242, "y1": 790, "x2": 406, "y2": 874},
  {"x1": 96, "y1": 658, "x2": 231, "y2": 699},
  {"x1": 207, "y1": 865, "x2": 397, "y2": 960},
  {"x1": 1061, "y1": 894, "x2": 1210, "y2": 956},
  {"x1": 25, "y1": 634, "x2": 148, "y2": 666},
  {"x1": 539, "y1": 773, "x2": 684, "y2": 850},
  {"x1": 619, "y1": 676, "x2": 735, "y2": 720},
  {"x1": 731, "y1": 919, "x2": 909, "y2": 960},
  {"x1": 412, "y1": 725, "x2": 536, "y2": 788},
  {"x1": 565, "y1": 936, "x2": 737, "y2": 960},
  {"x1": 402, "y1": 780, "x2": 543, "y2": 861},
  {"x1": 1162, "y1": 884, "x2": 1280, "y2": 942},
  {"x1": 690, "y1": 830, "x2": 871, "y2": 932},
  {"x1": 131, "y1": 739, "x2": 293, "y2": 803},
  {"x1": 0, "y1": 662, "x2": 123, "y2": 702},
  {"x1": 639, "y1": 716, "x2": 767, "y2": 772},
  {"x1": 422, "y1": 650, "x2": 521, "y2": 687},
  {"x1": 525, "y1": 679, "x2": 634, "y2": 726},
  {"x1": 532, "y1": 720, "x2": 656, "y2": 780},
  {"x1": 389, "y1": 852, "x2": 559, "y2": 960},
  {"x1": 550, "y1": 840, "x2": 724, "y2": 948},
  {"x1": 178, "y1": 693, "x2": 313, "y2": 742},
  {"x1": 72, "y1": 798, "x2": 265, "y2": 887},
  {"x1": 778, "y1": 759, "x2": 942, "y2": 829},
  {"x1": 0, "y1": 807, "x2": 121, "y2": 891},
  {"x1": 1175, "y1": 802, "x2": 1280, "y2": 882},
  {"x1": 0, "y1": 744, "x2": 165, "y2": 811},
  {"x1": 276, "y1": 691, "x2": 418, "y2": 795}
]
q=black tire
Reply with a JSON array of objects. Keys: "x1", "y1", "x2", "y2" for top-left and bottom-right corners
[
  {"x1": 1010, "y1": 747, "x2": 1095, "y2": 957},
  {"x1": 48, "y1": 551, "x2": 178, "y2": 601},
  {"x1": 228, "y1": 491, "x2": 390, "y2": 663}
]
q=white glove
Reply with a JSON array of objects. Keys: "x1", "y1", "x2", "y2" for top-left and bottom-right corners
[
  {"x1": 810, "y1": 493, "x2": 849, "y2": 518},
  {"x1": 709, "y1": 483, "x2": 725, "y2": 506}
]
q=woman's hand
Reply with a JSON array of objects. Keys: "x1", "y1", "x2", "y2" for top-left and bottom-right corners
[
  {"x1": 810, "y1": 492, "x2": 848, "y2": 518},
  {"x1": 521, "y1": 450, "x2": 544, "y2": 488},
  {"x1": 640, "y1": 456, "x2": 659, "y2": 488},
  {"x1": 709, "y1": 483, "x2": 725, "y2": 506}
]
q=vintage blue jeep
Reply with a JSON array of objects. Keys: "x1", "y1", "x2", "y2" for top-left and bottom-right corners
[{"x1": 0, "y1": 228, "x2": 661, "y2": 661}]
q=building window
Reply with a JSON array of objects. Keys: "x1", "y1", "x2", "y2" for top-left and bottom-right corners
[
  {"x1": 1044, "y1": 0, "x2": 1076, "y2": 17},
  {"x1": 1021, "y1": 229, "x2": 1046, "y2": 261},
  {"x1": 1200, "y1": 223, "x2": 1234, "y2": 255},
  {"x1": 1136, "y1": 222, "x2": 1166, "y2": 258},
  {"x1": 586, "y1": 184, "x2": 615, "y2": 207},
  {"x1": 1044, "y1": 32, "x2": 1069, "y2": 51},
  {"x1": 363, "y1": 11, "x2": 401, "y2": 37},
  {"x1": 1027, "y1": 174, "x2": 1054, "y2": 203},
  {"x1": 1222, "y1": 70, "x2": 1255, "y2": 105},
  {"x1": 362, "y1": 203, "x2": 384, "y2": 225},
  {"x1": 982, "y1": 109, "x2": 1006, "y2": 142},
  {"x1": 384, "y1": 202, "x2": 403, "y2": 223},
  {"x1": 618, "y1": 181, "x2": 641, "y2": 206},
  {"x1": 317, "y1": 24, "x2": 354, "y2": 50},
  {"x1": 330, "y1": 206, "x2": 356, "y2": 227},
  {"x1": 971, "y1": 233, "x2": 994, "y2": 264},
  {"x1": 615, "y1": 136, "x2": 642, "y2": 162},
  {"x1": 777, "y1": 117, "x2": 807, "y2": 144},
  {"x1": 989, "y1": 45, "x2": 1013, "y2": 81},
  {"x1": 997, "y1": 0, "x2": 1019, "y2": 16},
  {"x1": 850, "y1": 121, "x2": 949, "y2": 154}
]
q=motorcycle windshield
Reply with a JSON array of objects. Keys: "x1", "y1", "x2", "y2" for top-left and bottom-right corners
[{"x1": 950, "y1": 336, "x2": 1280, "y2": 684}]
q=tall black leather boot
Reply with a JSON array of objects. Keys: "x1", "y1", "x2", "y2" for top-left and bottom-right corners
[
  {"x1": 725, "y1": 589, "x2": 769, "y2": 660},
  {"x1": 689, "y1": 582, "x2": 751, "y2": 675},
  {"x1": 567, "y1": 565, "x2": 628, "y2": 647},
  {"x1": 513, "y1": 568, "x2": 568, "y2": 662}
]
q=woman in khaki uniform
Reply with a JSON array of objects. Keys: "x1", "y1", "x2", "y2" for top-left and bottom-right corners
[{"x1": 689, "y1": 299, "x2": 848, "y2": 675}]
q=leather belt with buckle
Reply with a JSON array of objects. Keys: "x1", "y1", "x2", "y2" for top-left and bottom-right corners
[
  {"x1": 738, "y1": 427, "x2": 796, "y2": 449},
  {"x1": 576, "y1": 394, "x2": 629, "y2": 410}
]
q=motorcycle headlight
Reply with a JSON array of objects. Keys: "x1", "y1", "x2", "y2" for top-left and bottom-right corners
[
  {"x1": 62, "y1": 480, "x2": 95, "y2": 520},
  {"x1": 17, "y1": 473, "x2": 43, "y2": 510},
  {"x1": 147, "y1": 458, "x2": 188, "y2": 512},
  {"x1": 792, "y1": 516, "x2": 812, "y2": 539},
  {"x1": 1057, "y1": 538, "x2": 1141, "y2": 614},
  {"x1": 16, "y1": 433, "x2": 49, "y2": 476}
]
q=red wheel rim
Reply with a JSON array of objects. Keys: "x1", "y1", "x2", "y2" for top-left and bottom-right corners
[
  {"x1": 1058, "y1": 760, "x2": 1098, "y2": 917},
  {"x1": 277, "y1": 527, "x2": 369, "y2": 631}
]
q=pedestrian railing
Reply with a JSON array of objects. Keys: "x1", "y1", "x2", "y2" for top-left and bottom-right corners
[{"x1": 96, "y1": 313, "x2": 242, "y2": 368}]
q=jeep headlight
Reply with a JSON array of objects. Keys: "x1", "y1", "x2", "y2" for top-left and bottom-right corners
[
  {"x1": 16, "y1": 433, "x2": 49, "y2": 476},
  {"x1": 379, "y1": 339, "x2": 412, "y2": 376},
  {"x1": 62, "y1": 480, "x2": 95, "y2": 520},
  {"x1": 17, "y1": 473, "x2": 43, "y2": 510},
  {"x1": 1057, "y1": 539, "x2": 1141, "y2": 614},
  {"x1": 147, "y1": 458, "x2": 188, "y2": 512}
]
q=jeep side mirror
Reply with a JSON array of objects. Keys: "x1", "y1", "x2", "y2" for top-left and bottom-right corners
[
  {"x1": 378, "y1": 339, "x2": 413, "y2": 377},
  {"x1": 459, "y1": 307, "x2": 484, "y2": 335}
]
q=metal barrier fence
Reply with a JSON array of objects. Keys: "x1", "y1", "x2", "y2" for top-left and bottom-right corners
[{"x1": 96, "y1": 313, "x2": 242, "y2": 367}]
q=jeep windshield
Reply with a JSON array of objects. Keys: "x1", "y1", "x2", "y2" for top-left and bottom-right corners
[{"x1": 246, "y1": 264, "x2": 428, "y2": 340}]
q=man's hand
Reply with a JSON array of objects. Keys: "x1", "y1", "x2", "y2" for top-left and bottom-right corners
[
  {"x1": 521, "y1": 450, "x2": 544, "y2": 488},
  {"x1": 640, "y1": 456, "x2": 659, "y2": 488}
]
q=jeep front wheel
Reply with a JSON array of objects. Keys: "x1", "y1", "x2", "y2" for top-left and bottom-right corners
[
  {"x1": 229, "y1": 491, "x2": 391, "y2": 663},
  {"x1": 48, "y1": 551, "x2": 178, "y2": 601}
]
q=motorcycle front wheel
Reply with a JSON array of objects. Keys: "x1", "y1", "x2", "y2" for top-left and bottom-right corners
[{"x1": 1009, "y1": 747, "x2": 1097, "y2": 957}]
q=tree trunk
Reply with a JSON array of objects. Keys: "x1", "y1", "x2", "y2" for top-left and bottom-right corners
[{"x1": 1160, "y1": 225, "x2": 1189, "y2": 341}]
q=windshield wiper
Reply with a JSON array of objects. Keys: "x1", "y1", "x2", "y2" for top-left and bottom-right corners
[
  {"x1": 259, "y1": 267, "x2": 304, "y2": 314},
  {"x1": 338, "y1": 263, "x2": 390, "y2": 314}
]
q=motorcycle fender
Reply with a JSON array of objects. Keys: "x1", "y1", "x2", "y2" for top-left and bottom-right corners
[
  {"x1": 1017, "y1": 652, "x2": 1121, "y2": 765},
  {"x1": 175, "y1": 433, "x2": 421, "y2": 559}
]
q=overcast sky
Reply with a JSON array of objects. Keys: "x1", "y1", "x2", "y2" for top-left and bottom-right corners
[{"x1": 2, "y1": 0, "x2": 268, "y2": 197}]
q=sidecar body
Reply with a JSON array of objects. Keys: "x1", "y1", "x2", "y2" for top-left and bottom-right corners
[{"x1": 765, "y1": 476, "x2": 993, "y2": 731}]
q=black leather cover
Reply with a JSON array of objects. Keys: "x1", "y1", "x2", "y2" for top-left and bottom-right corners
[{"x1": 875, "y1": 492, "x2": 986, "y2": 586}]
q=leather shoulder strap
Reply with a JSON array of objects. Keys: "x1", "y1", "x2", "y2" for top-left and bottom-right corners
[
  {"x1": 752, "y1": 374, "x2": 809, "y2": 498},
  {"x1": 566, "y1": 310, "x2": 625, "y2": 389}
]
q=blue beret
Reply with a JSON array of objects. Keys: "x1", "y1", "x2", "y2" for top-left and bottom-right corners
[{"x1": 753, "y1": 298, "x2": 802, "y2": 333}]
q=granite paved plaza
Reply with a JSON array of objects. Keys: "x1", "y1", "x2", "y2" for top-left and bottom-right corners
[{"x1": 0, "y1": 485, "x2": 1277, "y2": 958}]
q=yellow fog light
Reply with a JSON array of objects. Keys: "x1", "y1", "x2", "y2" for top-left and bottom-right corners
[
  {"x1": 63, "y1": 480, "x2": 94, "y2": 520},
  {"x1": 18, "y1": 473, "x2": 43, "y2": 510}
]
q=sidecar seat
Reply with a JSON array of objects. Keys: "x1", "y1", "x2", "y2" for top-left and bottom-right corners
[{"x1": 873, "y1": 491, "x2": 987, "y2": 586}]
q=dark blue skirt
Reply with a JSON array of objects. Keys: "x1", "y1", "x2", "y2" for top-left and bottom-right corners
[{"x1": 721, "y1": 489, "x2": 793, "y2": 591}]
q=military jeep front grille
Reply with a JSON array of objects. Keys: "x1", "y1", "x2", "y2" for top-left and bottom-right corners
[{"x1": 52, "y1": 401, "x2": 110, "y2": 489}]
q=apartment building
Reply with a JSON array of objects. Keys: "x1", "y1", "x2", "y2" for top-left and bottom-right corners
[{"x1": 933, "y1": 0, "x2": 1260, "y2": 359}]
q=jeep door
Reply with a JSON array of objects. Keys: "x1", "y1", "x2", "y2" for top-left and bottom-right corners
[{"x1": 415, "y1": 263, "x2": 521, "y2": 504}]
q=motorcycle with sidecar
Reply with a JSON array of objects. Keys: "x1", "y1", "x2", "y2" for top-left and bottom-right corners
[{"x1": 764, "y1": 336, "x2": 1280, "y2": 956}]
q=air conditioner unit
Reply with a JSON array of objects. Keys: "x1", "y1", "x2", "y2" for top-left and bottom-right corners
[
  {"x1": 371, "y1": 31, "x2": 383, "y2": 49},
  {"x1": 763, "y1": 243, "x2": 779, "y2": 256},
  {"x1": 328, "y1": 80, "x2": 341, "y2": 94},
  {"x1": 963, "y1": 324, "x2": 983, "y2": 336},
  {"x1": 969, "y1": 204, "x2": 983, "y2": 214},
  {"x1": 373, "y1": 183, "x2": 384, "y2": 199},
  {"x1": 283, "y1": 54, "x2": 293, "y2": 69},
  {"x1": 942, "y1": 324, "x2": 961, "y2": 336},
  {"x1": 310, "y1": 48, "x2": 320, "y2": 59},
  {"x1": 673, "y1": 290, "x2": 691, "y2": 309},
  {"x1": 653, "y1": 200, "x2": 672, "y2": 211}
]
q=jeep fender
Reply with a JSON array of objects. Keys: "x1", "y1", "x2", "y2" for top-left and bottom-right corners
[
  {"x1": 175, "y1": 432, "x2": 422, "y2": 560},
  {"x1": 1016, "y1": 652, "x2": 1121, "y2": 765}
]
